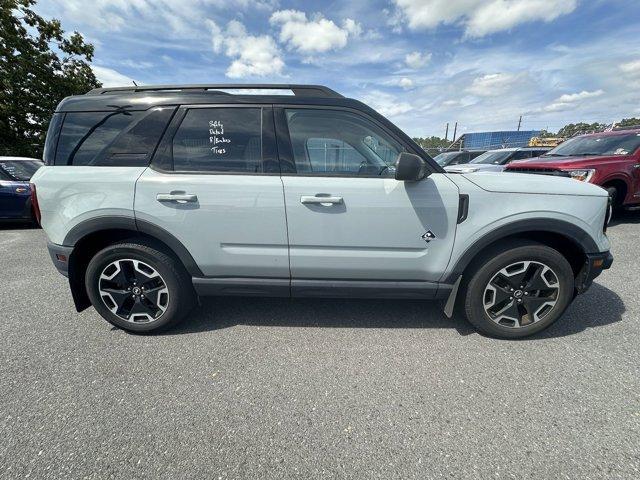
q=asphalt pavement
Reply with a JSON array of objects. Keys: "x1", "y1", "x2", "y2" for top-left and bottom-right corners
[{"x1": 0, "y1": 214, "x2": 638, "y2": 479}]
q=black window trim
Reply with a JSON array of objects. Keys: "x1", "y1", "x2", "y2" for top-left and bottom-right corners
[
  {"x1": 150, "y1": 103, "x2": 280, "y2": 176},
  {"x1": 274, "y1": 104, "x2": 428, "y2": 179}
]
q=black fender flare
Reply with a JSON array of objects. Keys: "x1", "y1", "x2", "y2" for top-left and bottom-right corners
[
  {"x1": 63, "y1": 215, "x2": 203, "y2": 277},
  {"x1": 443, "y1": 218, "x2": 598, "y2": 283}
]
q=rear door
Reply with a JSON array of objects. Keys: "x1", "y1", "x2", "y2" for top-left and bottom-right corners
[
  {"x1": 135, "y1": 105, "x2": 289, "y2": 284},
  {"x1": 0, "y1": 170, "x2": 24, "y2": 218},
  {"x1": 276, "y1": 106, "x2": 460, "y2": 289}
]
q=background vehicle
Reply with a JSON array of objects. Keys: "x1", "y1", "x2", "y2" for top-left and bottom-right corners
[
  {"x1": 445, "y1": 147, "x2": 551, "y2": 173},
  {"x1": 434, "y1": 150, "x2": 486, "y2": 167},
  {"x1": 506, "y1": 127, "x2": 640, "y2": 208},
  {"x1": 31, "y1": 84, "x2": 612, "y2": 339},
  {"x1": 0, "y1": 157, "x2": 43, "y2": 222}
]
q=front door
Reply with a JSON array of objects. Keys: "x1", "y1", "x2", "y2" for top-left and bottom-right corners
[
  {"x1": 135, "y1": 105, "x2": 289, "y2": 282},
  {"x1": 277, "y1": 107, "x2": 460, "y2": 287}
]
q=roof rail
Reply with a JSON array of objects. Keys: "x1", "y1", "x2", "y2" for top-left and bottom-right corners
[{"x1": 86, "y1": 84, "x2": 343, "y2": 98}]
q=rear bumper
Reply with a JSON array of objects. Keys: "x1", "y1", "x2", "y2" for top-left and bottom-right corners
[
  {"x1": 576, "y1": 251, "x2": 613, "y2": 294},
  {"x1": 47, "y1": 242, "x2": 73, "y2": 277}
]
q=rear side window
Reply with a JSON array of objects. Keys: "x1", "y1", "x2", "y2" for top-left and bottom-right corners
[
  {"x1": 172, "y1": 108, "x2": 263, "y2": 173},
  {"x1": 55, "y1": 107, "x2": 175, "y2": 166}
]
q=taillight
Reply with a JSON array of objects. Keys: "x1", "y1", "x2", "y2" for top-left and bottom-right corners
[{"x1": 30, "y1": 182, "x2": 41, "y2": 225}]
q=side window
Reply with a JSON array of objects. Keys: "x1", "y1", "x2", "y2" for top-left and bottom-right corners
[
  {"x1": 56, "y1": 107, "x2": 174, "y2": 166},
  {"x1": 172, "y1": 108, "x2": 263, "y2": 173},
  {"x1": 510, "y1": 150, "x2": 532, "y2": 161},
  {"x1": 285, "y1": 109, "x2": 404, "y2": 176}
]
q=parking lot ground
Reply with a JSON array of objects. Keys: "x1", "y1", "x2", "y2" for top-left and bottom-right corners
[{"x1": 0, "y1": 215, "x2": 639, "y2": 479}]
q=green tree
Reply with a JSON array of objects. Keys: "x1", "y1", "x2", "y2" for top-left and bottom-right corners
[
  {"x1": 0, "y1": 0, "x2": 101, "y2": 157},
  {"x1": 616, "y1": 117, "x2": 640, "y2": 128},
  {"x1": 412, "y1": 136, "x2": 450, "y2": 150},
  {"x1": 557, "y1": 122, "x2": 606, "y2": 138}
]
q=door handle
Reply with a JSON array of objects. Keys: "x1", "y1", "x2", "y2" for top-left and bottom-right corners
[
  {"x1": 300, "y1": 195, "x2": 343, "y2": 206},
  {"x1": 156, "y1": 192, "x2": 198, "y2": 204},
  {"x1": 15, "y1": 187, "x2": 28, "y2": 193}
]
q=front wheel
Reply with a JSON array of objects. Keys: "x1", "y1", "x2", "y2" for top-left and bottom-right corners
[
  {"x1": 85, "y1": 241, "x2": 196, "y2": 333},
  {"x1": 463, "y1": 242, "x2": 575, "y2": 339}
]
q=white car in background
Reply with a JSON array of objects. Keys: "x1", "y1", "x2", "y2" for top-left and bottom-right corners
[{"x1": 445, "y1": 147, "x2": 550, "y2": 173}]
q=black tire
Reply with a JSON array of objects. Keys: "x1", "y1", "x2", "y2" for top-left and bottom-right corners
[
  {"x1": 606, "y1": 186, "x2": 618, "y2": 208},
  {"x1": 463, "y1": 241, "x2": 575, "y2": 339},
  {"x1": 85, "y1": 241, "x2": 196, "y2": 333}
]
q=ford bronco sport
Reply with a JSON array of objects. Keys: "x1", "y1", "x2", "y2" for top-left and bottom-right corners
[
  {"x1": 506, "y1": 127, "x2": 640, "y2": 208},
  {"x1": 31, "y1": 84, "x2": 613, "y2": 338}
]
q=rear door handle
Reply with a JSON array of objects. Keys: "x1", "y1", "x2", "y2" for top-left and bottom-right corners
[
  {"x1": 156, "y1": 192, "x2": 198, "y2": 204},
  {"x1": 300, "y1": 195, "x2": 343, "y2": 206}
]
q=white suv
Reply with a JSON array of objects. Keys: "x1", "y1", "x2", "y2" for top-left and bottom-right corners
[{"x1": 31, "y1": 84, "x2": 613, "y2": 338}]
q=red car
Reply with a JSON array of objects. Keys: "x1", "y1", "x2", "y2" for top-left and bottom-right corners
[{"x1": 506, "y1": 127, "x2": 640, "y2": 208}]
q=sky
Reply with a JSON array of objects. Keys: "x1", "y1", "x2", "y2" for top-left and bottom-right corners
[{"x1": 34, "y1": 0, "x2": 640, "y2": 138}]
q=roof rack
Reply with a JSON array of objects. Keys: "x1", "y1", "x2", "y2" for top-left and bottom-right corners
[{"x1": 87, "y1": 84, "x2": 343, "y2": 98}]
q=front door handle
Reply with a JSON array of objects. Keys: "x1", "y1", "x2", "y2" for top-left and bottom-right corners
[
  {"x1": 300, "y1": 195, "x2": 344, "y2": 206},
  {"x1": 156, "y1": 192, "x2": 198, "y2": 204}
]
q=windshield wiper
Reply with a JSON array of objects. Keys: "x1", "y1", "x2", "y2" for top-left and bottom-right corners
[{"x1": 541, "y1": 153, "x2": 566, "y2": 157}]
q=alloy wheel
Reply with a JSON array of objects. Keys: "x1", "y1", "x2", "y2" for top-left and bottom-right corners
[
  {"x1": 98, "y1": 259, "x2": 169, "y2": 323},
  {"x1": 482, "y1": 260, "x2": 560, "y2": 328}
]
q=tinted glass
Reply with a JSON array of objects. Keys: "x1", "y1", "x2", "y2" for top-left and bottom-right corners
[
  {"x1": 434, "y1": 152, "x2": 463, "y2": 166},
  {"x1": 544, "y1": 133, "x2": 640, "y2": 157},
  {"x1": 57, "y1": 111, "x2": 142, "y2": 165},
  {"x1": 285, "y1": 109, "x2": 403, "y2": 176},
  {"x1": 510, "y1": 151, "x2": 532, "y2": 161},
  {"x1": 0, "y1": 160, "x2": 43, "y2": 181},
  {"x1": 172, "y1": 108, "x2": 263, "y2": 173},
  {"x1": 43, "y1": 113, "x2": 63, "y2": 166},
  {"x1": 470, "y1": 150, "x2": 512, "y2": 165},
  {"x1": 55, "y1": 108, "x2": 174, "y2": 166}
]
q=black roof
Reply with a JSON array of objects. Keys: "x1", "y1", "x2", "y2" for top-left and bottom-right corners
[{"x1": 57, "y1": 84, "x2": 359, "y2": 112}]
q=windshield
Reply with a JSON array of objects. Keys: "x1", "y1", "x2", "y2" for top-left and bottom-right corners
[
  {"x1": 469, "y1": 151, "x2": 512, "y2": 165},
  {"x1": 434, "y1": 152, "x2": 461, "y2": 166},
  {"x1": 543, "y1": 133, "x2": 640, "y2": 157},
  {"x1": 0, "y1": 160, "x2": 42, "y2": 181}
]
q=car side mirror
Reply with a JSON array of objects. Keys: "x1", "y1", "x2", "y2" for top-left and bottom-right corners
[{"x1": 395, "y1": 152, "x2": 431, "y2": 181}]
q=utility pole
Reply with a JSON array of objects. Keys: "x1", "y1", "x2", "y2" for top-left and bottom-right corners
[
  {"x1": 444, "y1": 123, "x2": 449, "y2": 141},
  {"x1": 517, "y1": 115, "x2": 522, "y2": 131},
  {"x1": 452, "y1": 122, "x2": 458, "y2": 142}
]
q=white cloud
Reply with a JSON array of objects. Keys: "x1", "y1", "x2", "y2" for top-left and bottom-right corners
[
  {"x1": 270, "y1": 10, "x2": 361, "y2": 54},
  {"x1": 385, "y1": 77, "x2": 415, "y2": 89},
  {"x1": 405, "y1": 51, "x2": 431, "y2": 69},
  {"x1": 92, "y1": 66, "x2": 136, "y2": 87},
  {"x1": 398, "y1": 77, "x2": 414, "y2": 89},
  {"x1": 393, "y1": 0, "x2": 578, "y2": 38},
  {"x1": 466, "y1": 72, "x2": 522, "y2": 97},
  {"x1": 360, "y1": 91, "x2": 413, "y2": 118},
  {"x1": 208, "y1": 20, "x2": 284, "y2": 78},
  {"x1": 543, "y1": 89, "x2": 604, "y2": 112},
  {"x1": 620, "y1": 59, "x2": 640, "y2": 76}
]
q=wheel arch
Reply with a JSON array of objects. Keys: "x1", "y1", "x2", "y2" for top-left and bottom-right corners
[
  {"x1": 64, "y1": 217, "x2": 201, "y2": 312},
  {"x1": 445, "y1": 219, "x2": 596, "y2": 284},
  {"x1": 600, "y1": 176, "x2": 629, "y2": 206}
]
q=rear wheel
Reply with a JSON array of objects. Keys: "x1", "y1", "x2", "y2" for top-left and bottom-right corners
[
  {"x1": 463, "y1": 242, "x2": 575, "y2": 338},
  {"x1": 85, "y1": 241, "x2": 196, "y2": 333}
]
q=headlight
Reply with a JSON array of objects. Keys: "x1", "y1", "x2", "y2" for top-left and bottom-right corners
[{"x1": 567, "y1": 169, "x2": 595, "y2": 182}]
